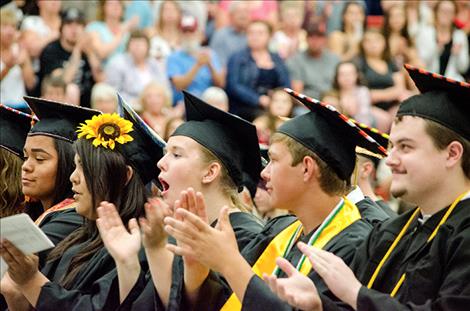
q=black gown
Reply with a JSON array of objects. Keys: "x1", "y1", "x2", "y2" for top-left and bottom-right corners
[
  {"x1": 188, "y1": 197, "x2": 382, "y2": 311},
  {"x1": 355, "y1": 197, "x2": 392, "y2": 227},
  {"x1": 320, "y1": 198, "x2": 470, "y2": 311},
  {"x1": 37, "y1": 207, "x2": 84, "y2": 268},
  {"x1": 0, "y1": 205, "x2": 83, "y2": 311},
  {"x1": 35, "y1": 232, "x2": 149, "y2": 311},
  {"x1": 118, "y1": 212, "x2": 264, "y2": 311},
  {"x1": 375, "y1": 199, "x2": 397, "y2": 218}
]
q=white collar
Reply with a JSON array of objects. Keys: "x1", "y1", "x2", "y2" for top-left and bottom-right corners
[{"x1": 346, "y1": 186, "x2": 365, "y2": 204}]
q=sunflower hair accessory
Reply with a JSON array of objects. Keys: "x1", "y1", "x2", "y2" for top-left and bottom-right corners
[{"x1": 77, "y1": 113, "x2": 134, "y2": 149}]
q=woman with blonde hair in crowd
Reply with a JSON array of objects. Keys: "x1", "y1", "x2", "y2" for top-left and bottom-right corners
[
  {"x1": 86, "y1": 0, "x2": 138, "y2": 65},
  {"x1": 270, "y1": 3, "x2": 307, "y2": 60},
  {"x1": 140, "y1": 81, "x2": 172, "y2": 135},
  {"x1": 146, "y1": 0, "x2": 183, "y2": 63}
]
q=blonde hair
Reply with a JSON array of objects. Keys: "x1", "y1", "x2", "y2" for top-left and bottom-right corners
[
  {"x1": 91, "y1": 83, "x2": 117, "y2": 106},
  {"x1": 198, "y1": 145, "x2": 252, "y2": 213},
  {"x1": 0, "y1": 148, "x2": 24, "y2": 217},
  {"x1": 139, "y1": 81, "x2": 172, "y2": 111},
  {"x1": 0, "y1": 8, "x2": 17, "y2": 26}
]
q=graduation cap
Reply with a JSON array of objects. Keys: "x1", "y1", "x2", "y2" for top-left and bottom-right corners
[
  {"x1": 171, "y1": 91, "x2": 262, "y2": 191},
  {"x1": 350, "y1": 119, "x2": 389, "y2": 160},
  {"x1": 25, "y1": 96, "x2": 100, "y2": 142},
  {"x1": 0, "y1": 104, "x2": 37, "y2": 158},
  {"x1": 279, "y1": 89, "x2": 387, "y2": 181},
  {"x1": 117, "y1": 94, "x2": 166, "y2": 184},
  {"x1": 397, "y1": 64, "x2": 470, "y2": 141}
]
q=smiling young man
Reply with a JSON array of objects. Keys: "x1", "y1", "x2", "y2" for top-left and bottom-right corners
[
  {"x1": 163, "y1": 89, "x2": 388, "y2": 310},
  {"x1": 263, "y1": 65, "x2": 470, "y2": 311}
]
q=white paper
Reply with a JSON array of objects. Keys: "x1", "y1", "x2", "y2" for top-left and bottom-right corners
[{"x1": 0, "y1": 213, "x2": 54, "y2": 279}]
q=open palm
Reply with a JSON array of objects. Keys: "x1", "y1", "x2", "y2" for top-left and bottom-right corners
[
  {"x1": 263, "y1": 257, "x2": 322, "y2": 311},
  {"x1": 97, "y1": 202, "x2": 141, "y2": 263}
]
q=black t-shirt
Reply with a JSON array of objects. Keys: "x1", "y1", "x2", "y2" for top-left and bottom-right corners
[{"x1": 38, "y1": 39, "x2": 94, "y2": 107}]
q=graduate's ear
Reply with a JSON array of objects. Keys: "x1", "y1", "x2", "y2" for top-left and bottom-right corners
[
  {"x1": 445, "y1": 141, "x2": 464, "y2": 170},
  {"x1": 302, "y1": 155, "x2": 318, "y2": 183},
  {"x1": 202, "y1": 161, "x2": 222, "y2": 185},
  {"x1": 126, "y1": 166, "x2": 134, "y2": 185},
  {"x1": 360, "y1": 161, "x2": 374, "y2": 180}
]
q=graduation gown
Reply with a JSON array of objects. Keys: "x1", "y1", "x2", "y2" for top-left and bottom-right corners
[
  {"x1": 118, "y1": 212, "x2": 264, "y2": 311},
  {"x1": 320, "y1": 198, "x2": 470, "y2": 311},
  {"x1": 37, "y1": 205, "x2": 83, "y2": 268},
  {"x1": 355, "y1": 197, "x2": 392, "y2": 226},
  {"x1": 186, "y1": 197, "x2": 375, "y2": 311},
  {"x1": 35, "y1": 233, "x2": 151, "y2": 311},
  {"x1": 375, "y1": 199, "x2": 397, "y2": 218}
]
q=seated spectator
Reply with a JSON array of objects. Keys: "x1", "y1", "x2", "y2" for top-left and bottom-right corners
[
  {"x1": 355, "y1": 29, "x2": 407, "y2": 116},
  {"x1": 332, "y1": 61, "x2": 391, "y2": 132},
  {"x1": 167, "y1": 15, "x2": 224, "y2": 106},
  {"x1": 287, "y1": 21, "x2": 339, "y2": 114},
  {"x1": 105, "y1": 30, "x2": 169, "y2": 109},
  {"x1": 90, "y1": 82, "x2": 118, "y2": 113},
  {"x1": 124, "y1": 0, "x2": 154, "y2": 30},
  {"x1": 209, "y1": 1, "x2": 250, "y2": 67},
  {"x1": 146, "y1": 0, "x2": 183, "y2": 64},
  {"x1": 218, "y1": 0, "x2": 279, "y2": 29},
  {"x1": 202, "y1": 86, "x2": 229, "y2": 112},
  {"x1": 86, "y1": 0, "x2": 137, "y2": 65},
  {"x1": 328, "y1": 1, "x2": 365, "y2": 61},
  {"x1": 226, "y1": 20, "x2": 290, "y2": 121},
  {"x1": 39, "y1": 8, "x2": 103, "y2": 108},
  {"x1": 1, "y1": 8, "x2": 36, "y2": 109},
  {"x1": 321, "y1": 90, "x2": 341, "y2": 109},
  {"x1": 253, "y1": 88, "x2": 294, "y2": 145},
  {"x1": 41, "y1": 73, "x2": 67, "y2": 103},
  {"x1": 162, "y1": 116, "x2": 184, "y2": 141},
  {"x1": 270, "y1": 3, "x2": 307, "y2": 60},
  {"x1": 415, "y1": 0, "x2": 469, "y2": 81},
  {"x1": 383, "y1": 4, "x2": 423, "y2": 70},
  {"x1": 139, "y1": 81, "x2": 172, "y2": 135},
  {"x1": 20, "y1": 0, "x2": 61, "y2": 93}
]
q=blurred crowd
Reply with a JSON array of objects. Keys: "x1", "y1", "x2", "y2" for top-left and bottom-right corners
[{"x1": 1, "y1": 0, "x2": 469, "y2": 142}]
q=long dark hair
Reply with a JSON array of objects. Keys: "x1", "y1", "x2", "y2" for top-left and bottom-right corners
[
  {"x1": 51, "y1": 138, "x2": 75, "y2": 205},
  {"x1": 332, "y1": 61, "x2": 367, "y2": 90},
  {"x1": 340, "y1": 1, "x2": 366, "y2": 33},
  {"x1": 47, "y1": 139, "x2": 146, "y2": 289},
  {"x1": 382, "y1": 5, "x2": 412, "y2": 47}
]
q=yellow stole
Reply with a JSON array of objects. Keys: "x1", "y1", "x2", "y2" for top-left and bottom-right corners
[{"x1": 221, "y1": 198, "x2": 362, "y2": 310}]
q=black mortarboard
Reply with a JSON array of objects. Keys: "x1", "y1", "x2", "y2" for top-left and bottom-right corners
[
  {"x1": 0, "y1": 104, "x2": 36, "y2": 158},
  {"x1": 397, "y1": 64, "x2": 470, "y2": 141},
  {"x1": 25, "y1": 96, "x2": 100, "y2": 142},
  {"x1": 117, "y1": 94, "x2": 166, "y2": 185},
  {"x1": 172, "y1": 91, "x2": 262, "y2": 191},
  {"x1": 350, "y1": 119, "x2": 389, "y2": 159},
  {"x1": 279, "y1": 89, "x2": 387, "y2": 181}
]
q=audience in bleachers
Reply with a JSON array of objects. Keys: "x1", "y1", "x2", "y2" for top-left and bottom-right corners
[{"x1": 3, "y1": 0, "x2": 468, "y2": 148}]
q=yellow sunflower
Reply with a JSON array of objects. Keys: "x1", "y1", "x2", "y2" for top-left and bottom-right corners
[{"x1": 77, "y1": 113, "x2": 134, "y2": 149}]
